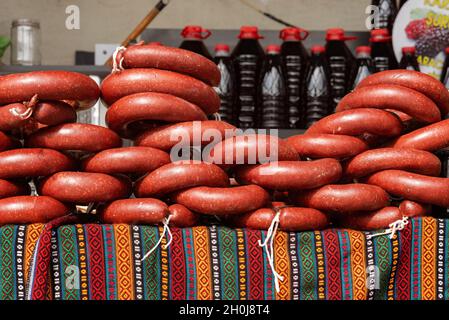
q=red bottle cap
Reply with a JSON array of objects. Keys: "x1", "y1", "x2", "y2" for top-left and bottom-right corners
[
  {"x1": 311, "y1": 45, "x2": 325, "y2": 54},
  {"x1": 402, "y1": 46, "x2": 416, "y2": 54},
  {"x1": 238, "y1": 26, "x2": 263, "y2": 39},
  {"x1": 356, "y1": 46, "x2": 371, "y2": 54},
  {"x1": 446, "y1": 47, "x2": 449, "y2": 55},
  {"x1": 370, "y1": 29, "x2": 392, "y2": 42},
  {"x1": 326, "y1": 28, "x2": 357, "y2": 41},
  {"x1": 279, "y1": 27, "x2": 309, "y2": 41},
  {"x1": 215, "y1": 43, "x2": 230, "y2": 52},
  {"x1": 181, "y1": 25, "x2": 211, "y2": 39},
  {"x1": 266, "y1": 44, "x2": 281, "y2": 54}
]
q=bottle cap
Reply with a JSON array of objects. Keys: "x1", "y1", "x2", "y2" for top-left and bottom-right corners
[
  {"x1": 446, "y1": 47, "x2": 449, "y2": 55},
  {"x1": 238, "y1": 26, "x2": 263, "y2": 39},
  {"x1": 311, "y1": 45, "x2": 325, "y2": 54},
  {"x1": 266, "y1": 44, "x2": 281, "y2": 54},
  {"x1": 356, "y1": 46, "x2": 371, "y2": 54},
  {"x1": 181, "y1": 25, "x2": 211, "y2": 39},
  {"x1": 326, "y1": 28, "x2": 357, "y2": 41},
  {"x1": 279, "y1": 27, "x2": 309, "y2": 41},
  {"x1": 402, "y1": 46, "x2": 416, "y2": 54},
  {"x1": 370, "y1": 29, "x2": 392, "y2": 42},
  {"x1": 215, "y1": 44, "x2": 230, "y2": 52}
]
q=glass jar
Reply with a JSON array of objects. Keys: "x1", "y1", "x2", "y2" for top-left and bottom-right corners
[{"x1": 10, "y1": 19, "x2": 41, "y2": 65}]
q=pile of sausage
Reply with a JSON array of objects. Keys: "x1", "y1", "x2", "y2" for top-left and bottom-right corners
[{"x1": 0, "y1": 43, "x2": 448, "y2": 233}]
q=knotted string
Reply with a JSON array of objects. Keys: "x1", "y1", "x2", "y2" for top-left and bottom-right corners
[
  {"x1": 366, "y1": 216, "x2": 409, "y2": 240},
  {"x1": 258, "y1": 210, "x2": 284, "y2": 293},
  {"x1": 11, "y1": 94, "x2": 39, "y2": 120},
  {"x1": 112, "y1": 46, "x2": 126, "y2": 73},
  {"x1": 141, "y1": 216, "x2": 173, "y2": 262}
]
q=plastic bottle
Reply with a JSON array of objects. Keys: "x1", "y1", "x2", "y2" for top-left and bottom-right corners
[
  {"x1": 213, "y1": 44, "x2": 236, "y2": 124},
  {"x1": 370, "y1": 28, "x2": 398, "y2": 72},
  {"x1": 399, "y1": 46, "x2": 420, "y2": 71},
  {"x1": 325, "y1": 28, "x2": 356, "y2": 111},
  {"x1": 179, "y1": 25, "x2": 213, "y2": 60},
  {"x1": 280, "y1": 27, "x2": 309, "y2": 129},
  {"x1": 304, "y1": 45, "x2": 331, "y2": 128},
  {"x1": 258, "y1": 44, "x2": 287, "y2": 129},
  {"x1": 440, "y1": 47, "x2": 449, "y2": 88},
  {"x1": 351, "y1": 46, "x2": 374, "y2": 89},
  {"x1": 232, "y1": 26, "x2": 265, "y2": 129},
  {"x1": 372, "y1": 0, "x2": 398, "y2": 32}
]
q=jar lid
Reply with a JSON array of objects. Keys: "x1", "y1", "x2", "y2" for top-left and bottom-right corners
[
  {"x1": 238, "y1": 26, "x2": 263, "y2": 39},
  {"x1": 326, "y1": 28, "x2": 357, "y2": 41},
  {"x1": 279, "y1": 27, "x2": 309, "y2": 41},
  {"x1": 215, "y1": 44, "x2": 230, "y2": 52},
  {"x1": 311, "y1": 45, "x2": 325, "y2": 54},
  {"x1": 266, "y1": 44, "x2": 281, "y2": 54},
  {"x1": 12, "y1": 19, "x2": 40, "y2": 28},
  {"x1": 181, "y1": 25, "x2": 211, "y2": 39}
]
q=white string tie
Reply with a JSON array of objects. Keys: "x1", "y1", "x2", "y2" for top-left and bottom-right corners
[
  {"x1": 141, "y1": 216, "x2": 172, "y2": 262},
  {"x1": 213, "y1": 113, "x2": 222, "y2": 121},
  {"x1": 258, "y1": 210, "x2": 284, "y2": 293},
  {"x1": 367, "y1": 216, "x2": 409, "y2": 240},
  {"x1": 112, "y1": 46, "x2": 126, "y2": 73}
]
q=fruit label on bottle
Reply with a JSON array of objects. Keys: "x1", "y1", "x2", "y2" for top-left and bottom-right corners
[{"x1": 392, "y1": 0, "x2": 449, "y2": 79}]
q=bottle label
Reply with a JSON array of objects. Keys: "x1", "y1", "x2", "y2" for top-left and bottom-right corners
[
  {"x1": 374, "y1": 56, "x2": 390, "y2": 72},
  {"x1": 237, "y1": 54, "x2": 259, "y2": 127},
  {"x1": 285, "y1": 55, "x2": 304, "y2": 127},
  {"x1": 329, "y1": 56, "x2": 347, "y2": 107}
]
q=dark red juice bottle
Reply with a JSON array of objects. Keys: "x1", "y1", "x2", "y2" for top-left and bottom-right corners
[
  {"x1": 351, "y1": 46, "x2": 374, "y2": 89},
  {"x1": 372, "y1": 0, "x2": 398, "y2": 32},
  {"x1": 325, "y1": 28, "x2": 356, "y2": 111},
  {"x1": 280, "y1": 27, "x2": 309, "y2": 129},
  {"x1": 258, "y1": 44, "x2": 287, "y2": 129},
  {"x1": 370, "y1": 28, "x2": 398, "y2": 72},
  {"x1": 304, "y1": 46, "x2": 331, "y2": 128},
  {"x1": 214, "y1": 44, "x2": 236, "y2": 124},
  {"x1": 399, "y1": 46, "x2": 420, "y2": 71},
  {"x1": 232, "y1": 26, "x2": 265, "y2": 129},
  {"x1": 179, "y1": 25, "x2": 213, "y2": 60}
]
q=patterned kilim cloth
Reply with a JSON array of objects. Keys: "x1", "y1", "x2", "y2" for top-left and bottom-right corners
[{"x1": 0, "y1": 217, "x2": 448, "y2": 300}]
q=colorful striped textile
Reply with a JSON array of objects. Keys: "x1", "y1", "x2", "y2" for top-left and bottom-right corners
[{"x1": 0, "y1": 217, "x2": 448, "y2": 300}]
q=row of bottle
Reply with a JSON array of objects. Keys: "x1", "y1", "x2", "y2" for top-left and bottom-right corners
[{"x1": 178, "y1": 25, "x2": 419, "y2": 129}]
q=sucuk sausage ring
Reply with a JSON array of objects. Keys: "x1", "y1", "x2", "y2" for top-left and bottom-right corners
[
  {"x1": 205, "y1": 134, "x2": 299, "y2": 167},
  {"x1": 172, "y1": 184, "x2": 269, "y2": 216},
  {"x1": 135, "y1": 161, "x2": 229, "y2": 198},
  {"x1": 234, "y1": 159, "x2": 342, "y2": 191},
  {"x1": 116, "y1": 44, "x2": 221, "y2": 86},
  {"x1": 0, "y1": 132, "x2": 18, "y2": 152},
  {"x1": 33, "y1": 101, "x2": 77, "y2": 126},
  {"x1": 99, "y1": 198, "x2": 169, "y2": 224},
  {"x1": 345, "y1": 148, "x2": 441, "y2": 179},
  {"x1": 306, "y1": 108, "x2": 403, "y2": 137},
  {"x1": 366, "y1": 169, "x2": 449, "y2": 207},
  {"x1": 0, "y1": 196, "x2": 72, "y2": 225},
  {"x1": 0, "y1": 148, "x2": 75, "y2": 179},
  {"x1": 390, "y1": 118, "x2": 449, "y2": 151},
  {"x1": 39, "y1": 172, "x2": 132, "y2": 204},
  {"x1": 135, "y1": 120, "x2": 236, "y2": 152},
  {"x1": 286, "y1": 134, "x2": 368, "y2": 159},
  {"x1": 399, "y1": 200, "x2": 429, "y2": 218},
  {"x1": 100, "y1": 68, "x2": 220, "y2": 115},
  {"x1": 336, "y1": 84, "x2": 441, "y2": 124},
  {"x1": 105, "y1": 92, "x2": 208, "y2": 138},
  {"x1": 83, "y1": 146, "x2": 170, "y2": 176},
  {"x1": 0, "y1": 71, "x2": 100, "y2": 110},
  {"x1": 290, "y1": 183, "x2": 390, "y2": 213},
  {"x1": 168, "y1": 204, "x2": 200, "y2": 228},
  {"x1": 26, "y1": 123, "x2": 122, "y2": 153},
  {"x1": 336, "y1": 206, "x2": 403, "y2": 231},
  {"x1": 357, "y1": 69, "x2": 449, "y2": 116},
  {"x1": 0, "y1": 179, "x2": 30, "y2": 199}
]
